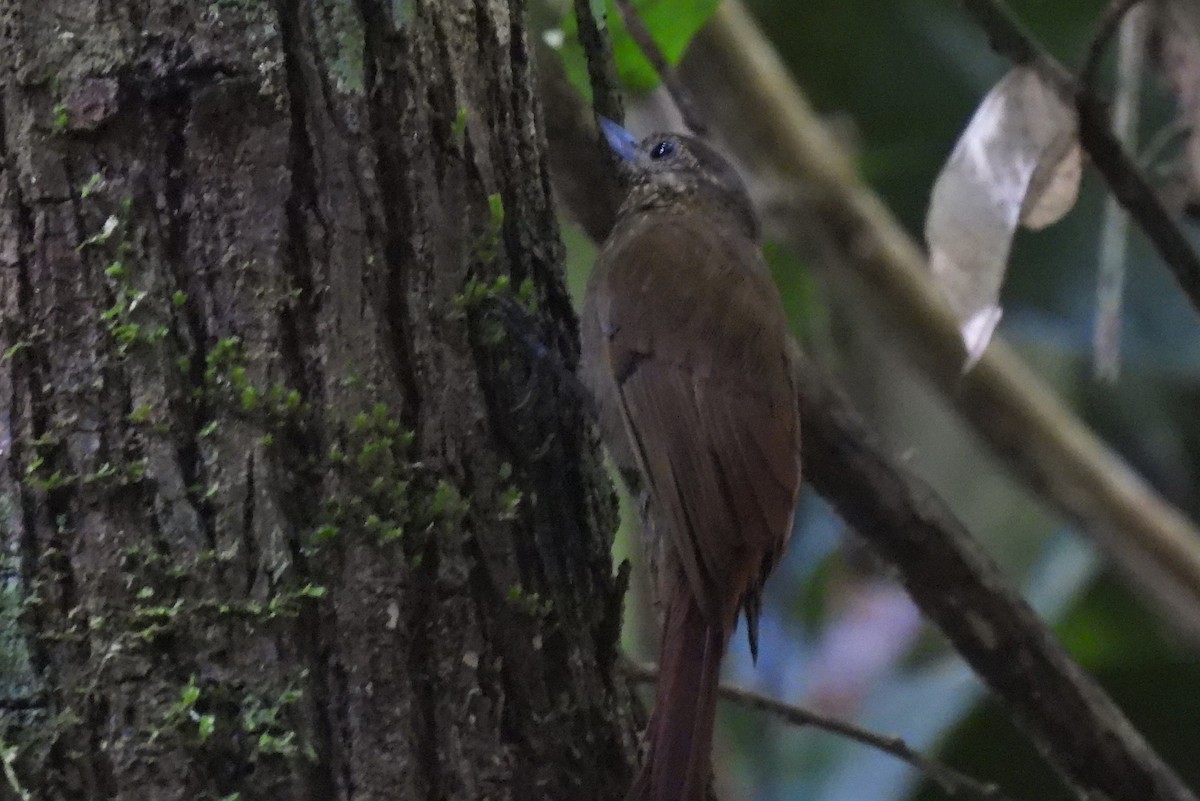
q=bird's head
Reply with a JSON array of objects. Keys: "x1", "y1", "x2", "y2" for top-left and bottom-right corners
[{"x1": 599, "y1": 117, "x2": 759, "y2": 241}]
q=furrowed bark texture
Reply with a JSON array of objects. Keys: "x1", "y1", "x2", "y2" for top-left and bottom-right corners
[{"x1": 0, "y1": 2, "x2": 636, "y2": 799}]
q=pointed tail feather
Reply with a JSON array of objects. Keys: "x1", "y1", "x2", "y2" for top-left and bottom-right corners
[{"x1": 627, "y1": 587, "x2": 727, "y2": 801}]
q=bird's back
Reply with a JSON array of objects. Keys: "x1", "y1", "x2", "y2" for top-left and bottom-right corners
[{"x1": 581, "y1": 206, "x2": 800, "y2": 632}]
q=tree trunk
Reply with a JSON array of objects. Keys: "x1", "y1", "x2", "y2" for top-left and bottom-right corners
[{"x1": 0, "y1": 2, "x2": 636, "y2": 799}]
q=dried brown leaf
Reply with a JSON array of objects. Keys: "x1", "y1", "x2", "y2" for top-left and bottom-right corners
[
  {"x1": 1022, "y1": 140, "x2": 1082, "y2": 230},
  {"x1": 925, "y1": 66, "x2": 1080, "y2": 368}
]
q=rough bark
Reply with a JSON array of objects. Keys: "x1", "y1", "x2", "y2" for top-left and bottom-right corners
[{"x1": 0, "y1": 2, "x2": 636, "y2": 799}]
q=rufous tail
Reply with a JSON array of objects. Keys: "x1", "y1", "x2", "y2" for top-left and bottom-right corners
[{"x1": 626, "y1": 587, "x2": 727, "y2": 801}]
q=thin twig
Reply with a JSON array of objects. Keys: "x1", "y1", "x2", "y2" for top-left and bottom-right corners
[
  {"x1": 681, "y1": 5, "x2": 1198, "y2": 800},
  {"x1": 788, "y1": 351, "x2": 1197, "y2": 801},
  {"x1": 611, "y1": 0, "x2": 708, "y2": 134},
  {"x1": 626, "y1": 661, "x2": 1014, "y2": 801},
  {"x1": 1094, "y1": 5, "x2": 1148, "y2": 380},
  {"x1": 1079, "y1": 0, "x2": 1146, "y2": 93},
  {"x1": 542, "y1": 3, "x2": 1200, "y2": 799},
  {"x1": 571, "y1": 0, "x2": 624, "y2": 125},
  {"x1": 1139, "y1": 117, "x2": 1191, "y2": 172},
  {"x1": 960, "y1": 0, "x2": 1200, "y2": 322},
  {"x1": 680, "y1": 0, "x2": 1200, "y2": 644},
  {"x1": 1075, "y1": 94, "x2": 1200, "y2": 314}
]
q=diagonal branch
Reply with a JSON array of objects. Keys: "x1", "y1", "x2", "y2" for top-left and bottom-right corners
[
  {"x1": 791, "y1": 352, "x2": 1197, "y2": 801},
  {"x1": 681, "y1": 0, "x2": 1200, "y2": 645},
  {"x1": 960, "y1": 0, "x2": 1200, "y2": 320},
  {"x1": 625, "y1": 661, "x2": 1018, "y2": 801},
  {"x1": 541, "y1": 3, "x2": 1199, "y2": 801}
]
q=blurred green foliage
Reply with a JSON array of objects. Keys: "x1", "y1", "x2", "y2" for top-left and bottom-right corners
[
  {"x1": 740, "y1": 1, "x2": 1200, "y2": 799},
  {"x1": 559, "y1": 0, "x2": 721, "y2": 97},
  {"x1": 2, "y1": 2, "x2": 1193, "y2": 799},
  {"x1": 558, "y1": 0, "x2": 1200, "y2": 799}
]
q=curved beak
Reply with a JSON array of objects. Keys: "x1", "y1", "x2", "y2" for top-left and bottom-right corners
[{"x1": 599, "y1": 117, "x2": 639, "y2": 162}]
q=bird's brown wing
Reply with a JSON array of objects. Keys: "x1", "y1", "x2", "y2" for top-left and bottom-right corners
[{"x1": 589, "y1": 212, "x2": 801, "y2": 630}]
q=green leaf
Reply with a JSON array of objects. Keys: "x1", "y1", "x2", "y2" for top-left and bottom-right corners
[
  {"x1": 488, "y1": 193, "x2": 505, "y2": 232},
  {"x1": 451, "y1": 107, "x2": 468, "y2": 145},
  {"x1": 178, "y1": 677, "x2": 201, "y2": 711},
  {"x1": 559, "y1": 0, "x2": 721, "y2": 99},
  {"x1": 612, "y1": 0, "x2": 720, "y2": 92},
  {"x1": 197, "y1": 713, "x2": 216, "y2": 741}
]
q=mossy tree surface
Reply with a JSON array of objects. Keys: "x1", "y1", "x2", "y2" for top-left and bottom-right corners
[{"x1": 0, "y1": 1, "x2": 636, "y2": 799}]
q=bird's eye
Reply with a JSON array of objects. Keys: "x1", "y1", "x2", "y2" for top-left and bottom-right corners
[{"x1": 650, "y1": 140, "x2": 676, "y2": 160}]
